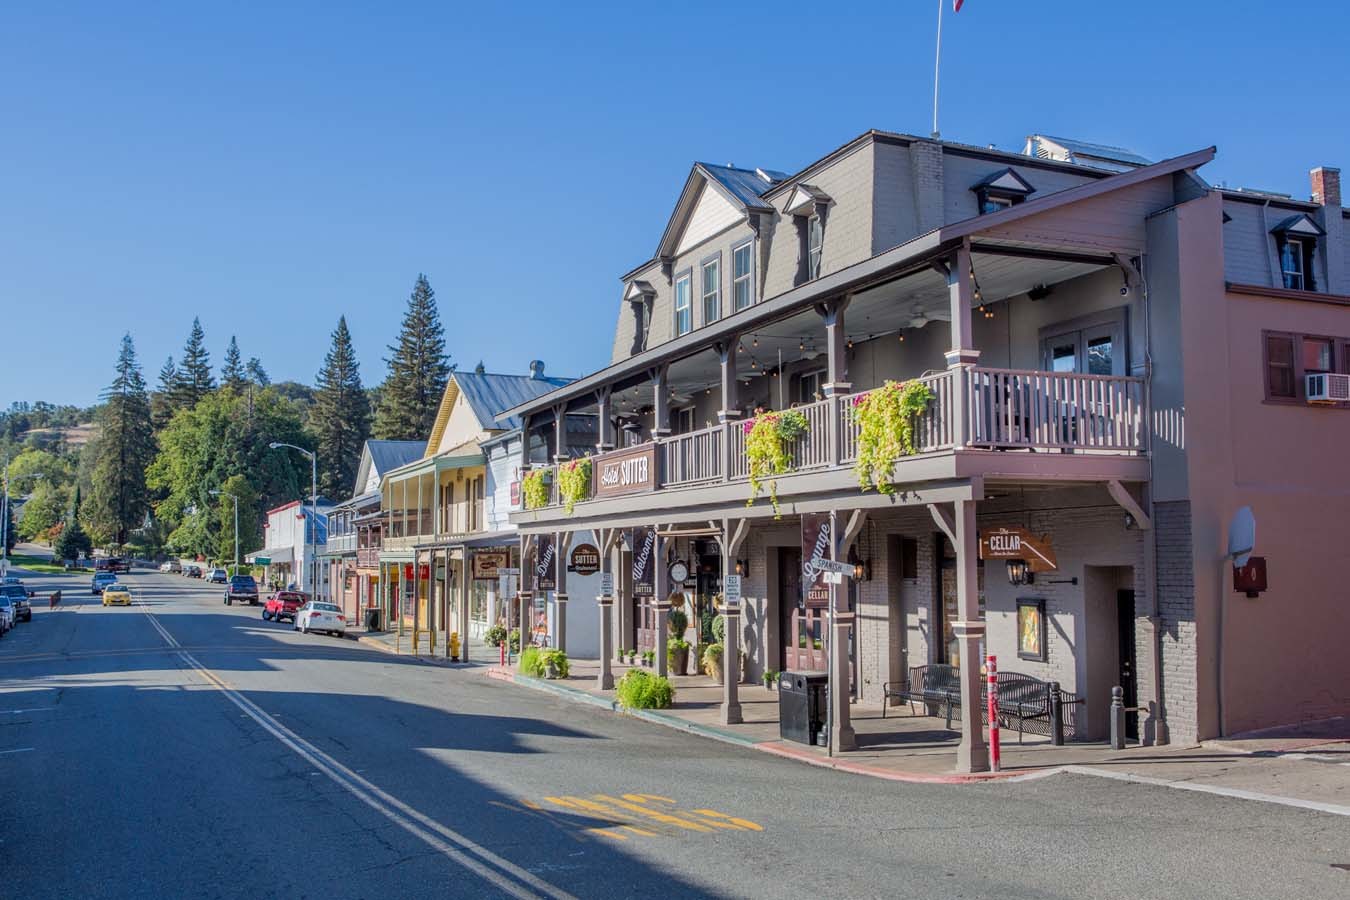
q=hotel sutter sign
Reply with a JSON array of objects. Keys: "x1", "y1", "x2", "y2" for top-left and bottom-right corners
[
  {"x1": 594, "y1": 445, "x2": 657, "y2": 499},
  {"x1": 979, "y1": 527, "x2": 1058, "y2": 572}
]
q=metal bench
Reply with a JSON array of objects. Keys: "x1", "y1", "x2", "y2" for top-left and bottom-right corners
[
  {"x1": 992, "y1": 672, "x2": 1052, "y2": 744},
  {"x1": 882, "y1": 664, "x2": 961, "y2": 725}
]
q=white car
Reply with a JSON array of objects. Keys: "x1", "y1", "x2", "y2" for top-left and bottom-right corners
[
  {"x1": 0, "y1": 596, "x2": 15, "y2": 632},
  {"x1": 293, "y1": 601, "x2": 346, "y2": 636},
  {"x1": 159, "y1": 562, "x2": 174, "y2": 573}
]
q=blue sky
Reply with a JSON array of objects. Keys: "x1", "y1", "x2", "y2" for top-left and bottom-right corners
[{"x1": 3, "y1": 1, "x2": 1348, "y2": 406}]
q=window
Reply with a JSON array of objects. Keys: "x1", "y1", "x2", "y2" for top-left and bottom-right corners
[
  {"x1": 1280, "y1": 237, "x2": 1306, "y2": 291},
  {"x1": 732, "y1": 240, "x2": 753, "y2": 311},
  {"x1": 807, "y1": 215, "x2": 823, "y2": 279},
  {"x1": 980, "y1": 195, "x2": 1014, "y2": 215},
  {"x1": 1263, "y1": 330, "x2": 1350, "y2": 401},
  {"x1": 798, "y1": 369, "x2": 827, "y2": 403},
  {"x1": 674, "y1": 406, "x2": 696, "y2": 435},
  {"x1": 701, "y1": 256, "x2": 720, "y2": 325},
  {"x1": 674, "y1": 272, "x2": 692, "y2": 336},
  {"x1": 1040, "y1": 309, "x2": 1127, "y2": 377}
]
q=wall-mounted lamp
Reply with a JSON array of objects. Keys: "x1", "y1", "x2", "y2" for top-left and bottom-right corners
[
  {"x1": 733, "y1": 559, "x2": 749, "y2": 577},
  {"x1": 847, "y1": 545, "x2": 871, "y2": 582},
  {"x1": 1006, "y1": 559, "x2": 1033, "y2": 586}
]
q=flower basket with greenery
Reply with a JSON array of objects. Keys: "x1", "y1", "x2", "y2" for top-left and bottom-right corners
[
  {"x1": 485, "y1": 624, "x2": 508, "y2": 648},
  {"x1": 667, "y1": 606, "x2": 688, "y2": 637},
  {"x1": 555, "y1": 458, "x2": 591, "y2": 515},
  {"x1": 521, "y1": 468, "x2": 552, "y2": 510},
  {"x1": 667, "y1": 638, "x2": 691, "y2": 675},
  {"x1": 743, "y1": 408, "x2": 810, "y2": 516},
  {"x1": 615, "y1": 669, "x2": 675, "y2": 710},
  {"x1": 702, "y1": 642, "x2": 725, "y2": 684},
  {"x1": 852, "y1": 379, "x2": 935, "y2": 495}
]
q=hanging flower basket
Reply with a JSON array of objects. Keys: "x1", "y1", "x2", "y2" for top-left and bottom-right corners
[
  {"x1": 853, "y1": 379, "x2": 935, "y2": 495},
  {"x1": 521, "y1": 469, "x2": 551, "y2": 510},
  {"x1": 555, "y1": 458, "x2": 591, "y2": 515},
  {"x1": 743, "y1": 408, "x2": 810, "y2": 517}
]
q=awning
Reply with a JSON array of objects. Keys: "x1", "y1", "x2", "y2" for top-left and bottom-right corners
[{"x1": 247, "y1": 546, "x2": 292, "y2": 565}]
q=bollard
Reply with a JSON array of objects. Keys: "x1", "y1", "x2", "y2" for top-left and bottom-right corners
[
  {"x1": 986, "y1": 655, "x2": 1001, "y2": 772},
  {"x1": 1110, "y1": 685, "x2": 1126, "y2": 750},
  {"x1": 1049, "y1": 681, "x2": 1065, "y2": 746}
]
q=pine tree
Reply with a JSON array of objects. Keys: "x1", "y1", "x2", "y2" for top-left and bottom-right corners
[
  {"x1": 311, "y1": 316, "x2": 371, "y2": 498},
  {"x1": 151, "y1": 356, "x2": 178, "y2": 431},
  {"x1": 54, "y1": 485, "x2": 93, "y2": 561},
  {"x1": 246, "y1": 357, "x2": 270, "y2": 387},
  {"x1": 87, "y1": 334, "x2": 156, "y2": 548},
  {"x1": 221, "y1": 336, "x2": 246, "y2": 391},
  {"x1": 172, "y1": 317, "x2": 216, "y2": 408},
  {"x1": 373, "y1": 274, "x2": 451, "y2": 440}
]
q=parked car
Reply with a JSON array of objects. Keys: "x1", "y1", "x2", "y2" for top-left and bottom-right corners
[
  {"x1": 0, "y1": 595, "x2": 14, "y2": 632},
  {"x1": 263, "y1": 590, "x2": 309, "y2": 624},
  {"x1": 101, "y1": 584, "x2": 132, "y2": 607},
  {"x1": 294, "y1": 601, "x2": 346, "y2": 636},
  {"x1": 159, "y1": 560, "x2": 182, "y2": 573},
  {"x1": 0, "y1": 584, "x2": 31, "y2": 622},
  {"x1": 184, "y1": 565, "x2": 203, "y2": 579},
  {"x1": 91, "y1": 572, "x2": 119, "y2": 594},
  {"x1": 207, "y1": 568, "x2": 228, "y2": 584},
  {"x1": 223, "y1": 575, "x2": 259, "y2": 606}
]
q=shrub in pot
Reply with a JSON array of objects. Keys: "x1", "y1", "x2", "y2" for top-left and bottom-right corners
[
  {"x1": 702, "y1": 643, "x2": 725, "y2": 684},
  {"x1": 485, "y1": 625, "x2": 508, "y2": 648},
  {"x1": 667, "y1": 638, "x2": 691, "y2": 675},
  {"x1": 541, "y1": 649, "x2": 569, "y2": 679}
]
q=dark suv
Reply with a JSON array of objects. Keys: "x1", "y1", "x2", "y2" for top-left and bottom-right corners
[{"x1": 224, "y1": 575, "x2": 259, "y2": 606}]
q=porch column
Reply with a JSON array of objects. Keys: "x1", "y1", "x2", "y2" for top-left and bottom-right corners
[
  {"x1": 953, "y1": 497, "x2": 989, "y2": 773},
  {"x1": 595, "y1": 387, "x2": 615, "y2": 452},
  {"x1": 554, "y1": 531, "x2": 569, "y2": 653},
  {"x1": 459, "y1": 554, "x2": 471, "y2": 661},
  {"x1": 716, "y1": 338, "x2": 741, "y2": 423},
  {"x1": 651, "y1": 364, "x2": 671, "y2": 440},
  {"x1": 552, "y1": 403, "x2": 569, "y2": 463},
  {"x1": 819, "y1": 296, "x2": 852, "y2": 396},
  {"x1": 427, "y1": 548, "x2": 438, "y2": 655},
  {"x1": 597, "y1": 586, "x2": 615, "y2": 691},
  {"x1": 828, "y1": 510, "x2": 858, "y2": 751},
  {"x1": 653, "y1": 530, "x2": 669, "y2": 676},
  {"x1": 944, "y1": 240, "x2": 980, "y2": 449},
  {"x1": 719, "y1": 517, "x2": 747, "y2": 725}
]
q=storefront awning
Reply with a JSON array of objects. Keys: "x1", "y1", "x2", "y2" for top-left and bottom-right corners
[{"x1": 247, "y1": 546, "x2": 293, "y2": 565}]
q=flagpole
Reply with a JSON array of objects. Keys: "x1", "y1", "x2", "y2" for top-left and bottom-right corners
[{"x1": 932, "y1": 0, "x2": 944, "y2": 138}]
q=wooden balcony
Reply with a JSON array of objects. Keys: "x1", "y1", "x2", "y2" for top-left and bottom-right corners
[
  {"x1": 520, "y1": 367, "x2": 1147, "y2": 520},
  {"x1": 356, "y1": 547, "x2": 380, "y2": 568}
]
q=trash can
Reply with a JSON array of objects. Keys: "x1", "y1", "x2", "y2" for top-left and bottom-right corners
[
  {"x1": 364, "y1": 608, "x2": 382, "y2": 631},
  {"x1": 779, "y1": 671, "x2": 829, "y2": 745}
]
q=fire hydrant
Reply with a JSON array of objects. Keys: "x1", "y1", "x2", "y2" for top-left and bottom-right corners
[{"x1": 449, "y1": 631, "x2": 460, "y2": 662}]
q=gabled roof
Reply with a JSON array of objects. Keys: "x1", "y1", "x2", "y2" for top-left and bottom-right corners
[
  {"x1": 1270, "y1": 213, "x2": 1326, "y2": 237},
  {"x1": 972, "y1": 167, "x2": 1036, "y2": 195},
  {"x1": 425, "y1": 370, "x2": 575, "y2": 452},
  {"x1": 651, "y1": 162, "x2": 781, "y2": 263},
  {"x1": 699, "y1": 163, "x2": 782, "y2": 209},
  {"x1": 352, "y1": 439, "x2": 426, "y2": 498}
]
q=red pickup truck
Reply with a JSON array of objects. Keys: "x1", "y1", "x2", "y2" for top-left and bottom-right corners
[{"x1": 262, "y1": 590, "x2": 310, "y2": 624}]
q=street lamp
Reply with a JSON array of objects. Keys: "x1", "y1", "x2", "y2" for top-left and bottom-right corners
[
  {"x1": 0, "y1": 464, "x2": 44, "y2": 576},
  {"x1": 269, "y1": 442, "x2": 318, "y2": 599},
  {"x1": 209, "y1": 489, "x2": 239, "y2": 573}
]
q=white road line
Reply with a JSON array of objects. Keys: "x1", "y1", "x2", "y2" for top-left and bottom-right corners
[
  {"x1": 1059, "y1": 765, "x2": 1350, "y2": 818},
  {"x1": 0, "y1": 708, "x2": 54, "y2": 714},
  {"x1": 138, "y1": 604, "x2": 574, "y2": 899},
  {"x1": 0, "y1": 747, "x2": 35, "y2": 755}
]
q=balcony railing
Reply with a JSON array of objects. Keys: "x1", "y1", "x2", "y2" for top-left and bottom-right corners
[
  {"x1": 524, "y1": 367, "x2": 1146, "y2": 512},
  {"x1": 356, "y1": 548, "x2": 380, "y2": 568}
]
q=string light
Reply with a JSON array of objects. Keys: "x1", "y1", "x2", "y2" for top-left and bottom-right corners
[
  {"x1": 752, "y1": 336, "x2": 758, "y2": 347},
  {"x1": 799, "y1": 339, "x2": 805, "y2": 351},
  {"x1": 898, "y1": 330, "x2": 905, "y2": 342},
  {"x1": 847, "y1": 337, "x2": 854, "y2": 350}
]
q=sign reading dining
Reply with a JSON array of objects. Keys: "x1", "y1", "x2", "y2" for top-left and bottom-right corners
[
  {"x1": 979, "y1": 526, "x2": 1058, "y2": 572},
  {"x1": 595, "y1": 445, "x2": 657, "y2": 499},
  {"x1": 534, "y1": 534, "x2": 557, "y2": 592}
]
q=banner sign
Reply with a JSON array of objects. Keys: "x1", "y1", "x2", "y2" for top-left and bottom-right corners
[
  {"x1": 568, "y1": 542, "x2": 601, "y2": 576},
  {"x1": 595, "y1": 445, "x2": 657, "y2": 499},
  {"x1": 629, "y1": 526, "x2": 657, "y2": 597},
  {"x1": 472, "y1": 551, "x2": 510, "y2": 580},
  {"x1": 979, "y1": 527, "x2": 1058, "y2": 572},
  {"x1": 801, "y1": 512, "x2": 832, "y2": 608},
  {"x1": 534, "y1": 534, "x2": 557, "y2": 592}
]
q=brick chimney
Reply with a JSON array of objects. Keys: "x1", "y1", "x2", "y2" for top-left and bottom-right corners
[{"x1": 1311, "y1": 166, "x2": 1340, "y2": 206}]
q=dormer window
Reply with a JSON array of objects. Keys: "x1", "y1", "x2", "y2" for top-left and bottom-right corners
[
  {"x1": 624, "y1": 280, "x2": 656, "y2": 355},
  {"x1": 785, "y1": 184, "x2": 831, "y2": 285},
  {"x1": 807, "y1": 215, "x2": 824, "y2": 279},
  {"x1": 971, "y1": 168, "x2": 1035, "y2": 215},
  {"x1": 1271, "y1": 214, "x2": 1325, "y2": 292}
]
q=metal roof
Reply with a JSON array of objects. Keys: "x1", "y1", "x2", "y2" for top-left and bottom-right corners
[
  {"x1": 367, "y1": 440, "x2": 426, "y2": 477},
  {"x1": 1033, "y1": 135, "x2": 1152, "y2": 168},
  {"x1": 697, "y1": 163, "x2": 780, "y2": 209},
  {"x1": 453, "y1": 371, "x2": 573, "y2": 431}
]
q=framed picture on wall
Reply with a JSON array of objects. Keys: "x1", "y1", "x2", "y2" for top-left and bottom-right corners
[{"x1": 1017, "y1": 598, "x2": 1047, "y2": 662}]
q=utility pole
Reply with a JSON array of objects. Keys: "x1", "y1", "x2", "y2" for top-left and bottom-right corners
[{"x1": 269, "y1": 443, "x2": 319, "y2": 599}]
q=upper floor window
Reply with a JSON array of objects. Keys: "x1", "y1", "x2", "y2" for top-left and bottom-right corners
[
  {"x1": 798, "y1": 368, "x2": 828, "y2": 403},
  {"x1": 981, "y1": 195, "x2": 1014, "y2": 215},
  {"x1": 674, "y1": 272, "x2": 692, "y2": 336},
  {"x1": 807, "y1": 215, "x2": 824, "y2": 280},
  {"x1": 1263, "y1": 330, "x2": 1350, "y2": 401},
  {"x1": 1280, "y1": 237, "x2": 1307, "y2": 291},
  {"x1": 701, "y1": 256, "x2": 720, "y2": 325},
  {"x1": 1271, "y1": 213, "x2": 1324, "y2": 292},
  {"x1": 971, "y1": 168, "x2": 1034, "y2": 216},
  {"x1": 732, "y1": 240, "x2": 753, "y2": 312}
]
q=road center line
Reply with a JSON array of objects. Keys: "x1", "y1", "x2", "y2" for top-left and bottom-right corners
[
  {"x1": 0, "y1": 747, "x2": 36, "y2": 755},
  {"x1": 137, "y1": 601, "x2": 575, "y2": 899}
]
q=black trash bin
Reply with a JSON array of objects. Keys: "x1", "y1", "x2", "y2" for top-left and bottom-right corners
[
  {"x1": 780, "y1": 671, "x2": 829, "y2": 745},
  {"x1": 364, "y1": 608, "x2": 382, "y2": 631}
]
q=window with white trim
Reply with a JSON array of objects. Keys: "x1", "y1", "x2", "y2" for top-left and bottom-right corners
[
  {"x1": 674, "y1": 272, "x2": 692, "y2": 336},
  {"x1": 732, "y1": 240, "x2": 753, "y2": 311},
  {"x1": 807, "y1": 215, "x2": 823, "y2": 279},
  {"x1": 701, "y1": 257, "x2": 720, "y2": 325},
  {"x1": 1280, "y1": 237, "x2": 1307, "y2": 291}
]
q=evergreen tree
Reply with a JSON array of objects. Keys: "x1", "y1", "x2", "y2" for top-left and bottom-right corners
[
  {"x1": 246, "y1": 357, "x2": 270, "y2": 387},
  {"x1": 54, "y1": 485, "x2": 93, "y2": 561},
  {"x1": 87, "y1": 334, "x2": 156, "y2": 548},
  {"x1": 311, "y1": 316, "x2": 371, "y2": 498},
  {"x1": 373, "y1": 274, "x2": 451, "y2": 440},
  {"x1": 151, "y1": 356, "x2": 179, "y2": 431},
  {"x1": 221, "y1": 336, "x2": 247, "y2": 391},
  {"x1": 172, "y1": 317, "x2": 216, "y2": 408}
]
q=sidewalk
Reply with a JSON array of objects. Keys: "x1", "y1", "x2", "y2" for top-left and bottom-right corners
[
  {"x1": 352, "y1": 628, "x2": 500, "y2": 666},
  {"x1": 484, "y1": 656, "x2": 1350, "y2": 813}
]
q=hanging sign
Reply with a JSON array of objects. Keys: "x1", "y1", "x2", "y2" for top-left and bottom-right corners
[
  {"x1": 1233, "y1": 556, "x2": 1267, "y2": 598},
  {"x1": 568, "y1": 542, "x2": 601, "y2": 576},
  {"x1": 472, "y1": 551, "x2": 510, "y2": 580},
  {"x1": 534, "y1": 534, "x2": 557, "y2": 592},
  {"x1": 801, "y1": 512, "x2": 833, "y2": 608},
  {"x1": 979, "y1": 527, "x2": 1058, "y2": 572},
  {"x1": 594, "y1": 445, "x2": 657, "y2": 499},
  {"x1": 629, "y1": 526, "x2": 657, "y2": 597}
]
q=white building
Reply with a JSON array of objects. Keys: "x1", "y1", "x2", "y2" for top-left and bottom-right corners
[{"x1": 249, "y1": 499, "x2": 333, "y2": 598}]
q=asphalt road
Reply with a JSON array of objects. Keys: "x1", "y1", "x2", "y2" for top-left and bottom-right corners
[{"x1": 2, "y1": 568, "x2": 1347, "y2": 900}]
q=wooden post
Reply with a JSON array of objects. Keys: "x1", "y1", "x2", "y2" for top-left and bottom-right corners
[
  {"x1": 719, "y1": 517, "x2": 749, "y2": 725},
  {"x1": 651, "y1": 365, "x2": 671, "y2": 440},
  {"x1": 953, "y1": 497, "x2": 989, "y2": 773},
  {"x1": 944, "y1": 242, "x2": 980, "y2": 449}
]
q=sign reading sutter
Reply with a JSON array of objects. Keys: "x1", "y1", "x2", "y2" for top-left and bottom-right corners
[
  {"x1": 594, "y1": 445, "x2": 657, "y2": 499},
  {"x1": 979, "y1": 526, "x2": 1058, "y2": 572}
]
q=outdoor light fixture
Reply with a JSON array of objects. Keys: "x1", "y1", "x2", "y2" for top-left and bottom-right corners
[
  {"x1": 733, "y1": 559, "x2": 749, "y2": 576},
  {"x1": 1006, "y1": 559, "x2": 1033, "y2": 586},
  {"x1": 847, "y1": 545, "x2": 871, "y2": 582}
]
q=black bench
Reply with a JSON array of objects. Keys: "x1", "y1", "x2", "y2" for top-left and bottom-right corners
[
  {"x1": 882, "y1": 664, "x2": 961, "y2": 726},
  {"x1": 992, "y1": 672, "x2": 1052, "y2": 744}
]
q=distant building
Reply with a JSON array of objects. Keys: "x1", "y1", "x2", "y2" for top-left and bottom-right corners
[{"x1": 249, "y1": 499, "x2": 333, "y2": 596}]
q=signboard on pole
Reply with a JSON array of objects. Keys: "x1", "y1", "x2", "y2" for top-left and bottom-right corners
[
  {"x1": 629, "y1": 526, "x2": 656, "y2": 597},
  {"x1": 472, "y1": 551, "x2": 510, "y2": 580},
  {"x1": 534, "y1": 534, "x2": 557, "y2": 592},
  {"x1": 724, "y1": 574, "x2": 742, "y2": 606},
  {"x1": 600, "y1": 571, "x2": 614, "y2": 597},
  {"x1": 801, "y1": 512, "x2": 832, "y2": 608},
  {"x1": 979, "y1": 526, "x2": 1058, "y2": 572}
]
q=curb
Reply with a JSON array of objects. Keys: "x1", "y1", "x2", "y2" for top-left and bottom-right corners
[{"x1": 354, "y1": 633, "x2": 483, "y2": 668}]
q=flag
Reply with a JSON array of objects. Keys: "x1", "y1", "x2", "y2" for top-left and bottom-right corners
[{"x1": 954, "y1": 0, "x2": 964, "y2": 10}]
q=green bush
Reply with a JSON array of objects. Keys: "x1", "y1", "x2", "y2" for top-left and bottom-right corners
[
  {"x1": 541, "y1": 649, "x2": 570, "y2": 678},
  {"x1": 615, "y1": 669, "x2": 675, "y2": 710},
  {"x1": 667, "y1": 607, "x2": 688, "y2": 636},
  {"x1": 702, "y1": 643, "x2": 724, "y2": 666},
  {"x1": 518, "y1": 646, "x2": 544, "y2": 678},
  {"x1": 508, "y1": 628, "x2": 521, "y2": 653},
  {"x1": 485, "y1": 625, "x2": 508, "y2": 648},
  {"x1": 712, "y1": 614, "x2": 726, "y2": 644}
]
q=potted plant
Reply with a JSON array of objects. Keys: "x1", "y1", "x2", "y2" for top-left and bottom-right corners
[
  {"x1": 762, "y1": 669, "x2": 780, "y2": 691},
  {"x1": 541, "y1": 649, "x2": 569, "y2": 680},
  {"x1": 521, "y1": 468, "x2": 552, "y2": 510},
  {"x1": 555, "y1": 457, "x2": 592, "y2": 515},
  {"x1": 702, "y1": 643, "x2": 725, "y2": 684},
  {"x1": 643, "y1": 649, "x2": 655, "y2": 668},
  {"x1": 485, "y1": 624, "x2": 508, "y2": 648},
  {"x1": 667, "y1": 638, "x2": 691, "y2": 676},
  {"x1": 743, "y1": 408, "x2": 810, "y2": 516},
  {"x1": 852, "y1": 379, "x2": 936, "y2": 495},
  {"x1": 626, "y1": 649, "x2": 636, "y2": 666}
]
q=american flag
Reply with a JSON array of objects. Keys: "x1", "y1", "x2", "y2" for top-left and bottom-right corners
[{"x1": 954, "y1": 0, "x2": 964, "y2": 10}]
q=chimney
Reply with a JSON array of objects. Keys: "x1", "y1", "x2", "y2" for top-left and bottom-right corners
[
  {"x1": 1311, "y1": 167, "x2": 1341, "y2": 206},
  {"x1": 528, "y1": 360, "x2": 546, "y2": 380}
]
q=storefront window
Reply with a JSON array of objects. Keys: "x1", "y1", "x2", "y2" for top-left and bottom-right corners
[{"x1": 471, "y1": 580, "x2": 488, "y2": 624}]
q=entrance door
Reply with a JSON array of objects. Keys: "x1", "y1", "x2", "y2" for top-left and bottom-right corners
[
  {"x1": 780, "y1": 549, "x2": 826, "y2": 672},
  {"x1": 636, "y1": 596, "x2": 656, "y2": 652},
  {"x1": 1117, "y1": 590, "x2": 1138, "y2": 740},
  {"x1": 1040, "y1": 312, "x2": 1126, "y2": 376}
]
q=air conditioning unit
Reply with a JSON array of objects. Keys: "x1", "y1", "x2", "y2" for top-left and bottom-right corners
[{"x1": 1305, "y1": 372, "x2": 1350, "y2": 403}]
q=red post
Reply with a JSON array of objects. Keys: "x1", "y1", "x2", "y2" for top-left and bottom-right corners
[
  {"x1": 500, "y1": 640, "x2": 506, "y2": 666},
  {"x1": 986, "y1": 654, "x2": 1001, "y2": 773}
]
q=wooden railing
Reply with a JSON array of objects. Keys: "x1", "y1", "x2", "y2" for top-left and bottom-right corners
[
  {"x1": 839, "y1": 370, "x2": 954, "y2": 463},
  {"x1": 356, "y1": 548, "x2": 380, "y2": 568},
  {"x1": 660, "y1": 424, "x2": 724, "y2": 487},
  {"x1": 786, "y1": 397, "x2": 834, "y2": 471}
]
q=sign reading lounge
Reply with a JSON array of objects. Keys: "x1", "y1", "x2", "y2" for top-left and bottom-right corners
[{"x1": 594, "y1": 445, "x2": 657, "y2": 499}]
